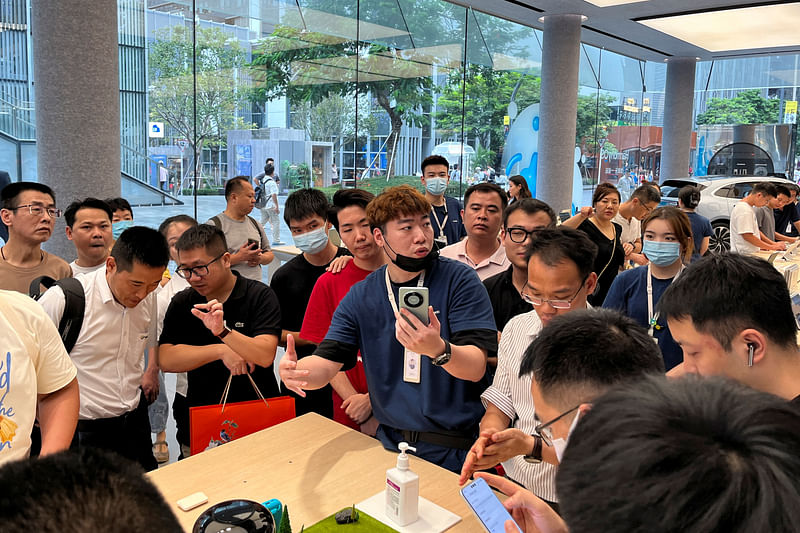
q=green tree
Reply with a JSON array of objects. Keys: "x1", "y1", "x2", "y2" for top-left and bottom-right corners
[
  {"x1": 695, "y1": 89, "x2": 780, "y2": 125},
  {"x1": 576, "y1": 93, "x2": 615, "y2": 145},
  {"x1": 291, "y1": 94, "x2": 377, "y2": 153},
  {"x1": 149, "y1": 26, "x2": 254, "y2": 184},
  {"x1": 435, "y1": 65, "x2": 540, "y2": 154},
  {"x1": 249, "y1": 23, "x2": 433, "y2": 178}
]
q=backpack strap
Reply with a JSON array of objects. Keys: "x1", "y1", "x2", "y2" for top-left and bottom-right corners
[
  {"x1": 209, "y1": 215, "x2": 221, "y2": 228},
  {"x1": 29, "y1": 276, "x2": 57, "y2": 300},
  {"x1": 247, "y1": 215, "x2": 265, "y2": 250},
  {"x1": 29, "y1": 275, "x2": 86, "y2": 353},
  {"x1": 55, "y1": 277, "x2": 86, "y2": 353}
]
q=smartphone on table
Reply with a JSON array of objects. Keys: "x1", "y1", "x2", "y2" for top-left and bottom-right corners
[{"x1": 461, "y1": 477, "x2": 522, "y2": 533}]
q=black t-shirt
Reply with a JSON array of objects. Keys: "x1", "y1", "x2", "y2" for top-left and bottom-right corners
[
  {"x1": 270, "y1": 247, "x2": 350, "y2": 417},
  {"x1": 578, "y1": 218, "x2": 624, "y2": 306},
  {"x1": 483, "y1": 266, "x2": 531, "y2": 332},
  {"x1": 159, "y1": 273, "x2": 282, "y2": 409}
]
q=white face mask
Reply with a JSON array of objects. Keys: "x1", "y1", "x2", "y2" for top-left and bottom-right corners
[{"x1": 552, "y1": 409, "x2": 582, "y2": 463}]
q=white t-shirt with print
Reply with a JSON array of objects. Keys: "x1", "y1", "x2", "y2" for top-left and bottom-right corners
[{"x1": 0, "y1": 290, "x2": 77, "y2": 465}]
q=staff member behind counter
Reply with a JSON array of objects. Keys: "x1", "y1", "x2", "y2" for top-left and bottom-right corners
[
  {"x1": 280, "y1": 185, "x2": 497, "y2": 473},
  {"x1": 603, "y1": 207, "x2": 692, "y2": 371}
]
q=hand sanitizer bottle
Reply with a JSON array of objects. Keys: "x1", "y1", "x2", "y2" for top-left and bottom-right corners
[{"x1": 385, "y1": 442, "x2": 419, "y2": 526}]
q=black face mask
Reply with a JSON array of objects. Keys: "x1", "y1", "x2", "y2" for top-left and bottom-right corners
[{"x1": 383, "y1": 237, "x2": 439, "y2": 273}]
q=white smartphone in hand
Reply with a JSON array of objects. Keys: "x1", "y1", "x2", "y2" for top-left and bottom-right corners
[{"x1": 461, "y1": 478, "x2": 522, "y2": 533}]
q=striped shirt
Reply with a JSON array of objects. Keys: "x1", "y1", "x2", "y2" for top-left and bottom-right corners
[{"x1": 481, "y1": 309, "x2": 557, "y2": 502}]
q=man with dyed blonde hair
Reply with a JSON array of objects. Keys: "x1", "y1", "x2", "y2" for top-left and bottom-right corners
[{"x1": 281, "y1": 184, "x2": 498, "y2": 472}]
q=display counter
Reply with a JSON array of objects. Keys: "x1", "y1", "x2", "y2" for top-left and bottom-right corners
[{"x1": 148, "y1": 413, "x2": 480, "y2": 532}]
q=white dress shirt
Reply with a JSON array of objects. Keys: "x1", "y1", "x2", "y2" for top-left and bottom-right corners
[
  {"x1": 481, "y1": 309, "x2": 555, "y2": 501},
  {"x1": 38, "y1": 268, "x2": 157, "y2": 420}
]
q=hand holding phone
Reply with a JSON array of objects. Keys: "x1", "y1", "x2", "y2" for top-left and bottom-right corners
[
  {"x1": 461, "y1": 478, "x2": 521, "y2": 533},
  {"x1": 398, "y1": 287, "x2": 429, "y2": 327}
]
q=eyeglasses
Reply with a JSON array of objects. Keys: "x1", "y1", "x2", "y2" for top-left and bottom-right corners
[
  {"x1": 8, "y1": 204, "x2": 62, "y2": 218},
  {"x1": 175, "y1": 253, "x2": 224, "y2": 279},
  {"x1": 535, "y1": 404, "x2": 580, "y2": 446},
  {"x1": 507, "y1": 227, "x2": 543, "y2": 244},
  {"x1": 521, "y1": 276, "x2": 588, "y2": 309}
]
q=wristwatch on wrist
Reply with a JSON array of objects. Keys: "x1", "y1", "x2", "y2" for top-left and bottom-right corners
[
  {"x1": 431, "y1": 339, "x2": 452, "y2": 366},
  {"x1": 523, "y1": 435, "x2": 543, "y2": 464},
  {"x1": 216, "y1": 322, "x2": 232, "y2": 339}
]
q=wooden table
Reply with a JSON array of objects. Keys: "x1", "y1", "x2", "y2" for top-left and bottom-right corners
[{"x1": 149, "y1": 413, "x2": 479, "y2": 532}]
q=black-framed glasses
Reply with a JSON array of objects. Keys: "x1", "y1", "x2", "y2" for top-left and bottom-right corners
[
  {"x1": 507, "y1": 226, "x2": 543, "y2": 244},
  {"x1": 535, "y1": 404, "x2": 580, "y2": 446},
  {"x1": 176, "y1": 253, "x2": 224, "y2": 279},
  {"x1": 8, "y1": 204, "x2": 62, "y2": 218},
  {"x1": 521, "y1": 276, "x2": 588, "y2": 309}
]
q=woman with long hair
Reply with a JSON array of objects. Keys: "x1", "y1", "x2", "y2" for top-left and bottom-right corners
[
  {"x1": 507, "y1": 175, "x2": 532, "y2": 204},
  {"x1": 602, "y1": 206, "x2": 693, "y2": 370},
  {"x1": 563, "y1": 183, "x2": 625, "y2": 306}
]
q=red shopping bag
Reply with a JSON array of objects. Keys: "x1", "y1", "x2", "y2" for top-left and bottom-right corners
[{"x1": 190, "y1": 373, "x2": 295, "y2": 456}]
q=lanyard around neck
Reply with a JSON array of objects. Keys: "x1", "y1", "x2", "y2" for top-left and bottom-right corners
[
  {"x1": 431, "y1": 203, "x2": 448, "y2": 236},
  {"x1": 647, "y1": 263, "x2": 683, "y2": 337},
  {"x1": 385, "y1": 268, "x2": 425, "y2": 314}
]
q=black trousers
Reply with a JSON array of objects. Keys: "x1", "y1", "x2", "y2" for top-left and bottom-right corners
[{"x1": 76, "y1": 391, "x2": 157, "y2": 472}]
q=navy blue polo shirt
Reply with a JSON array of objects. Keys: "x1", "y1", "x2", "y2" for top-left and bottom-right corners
[
  {"x1": 602, "y1": 266, "x2": 683, "y2": 371},
  {"x1": 685, "y1": 211, "x2": 713, "y2": 261},
  {"x1": 317, "y1": 257, "x2": 497, "y2": 472},
  {"x1": 431, "y1": 196, "x2": 466, "y2": 247},
  {"x1": 775, "y1": 203, "x2": 800, "y2": 238}
]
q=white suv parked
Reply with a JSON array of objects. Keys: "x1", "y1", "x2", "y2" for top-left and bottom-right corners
[{"x1": 660, "y1": 176, "x2": 796, "y2": 253}]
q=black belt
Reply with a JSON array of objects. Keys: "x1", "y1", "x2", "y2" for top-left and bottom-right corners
[
  {"x1": 77, "y1": 407, "x2": 138, "y2": 432},
  {"x1": 388, "y1": 427, "x2": 475, "y2": 451}
]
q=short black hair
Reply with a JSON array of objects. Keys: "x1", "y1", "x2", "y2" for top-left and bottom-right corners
[
  {"x1": 630, "y1": 184, "x2": 661, "y2": 204},
  {"x1": 175, "y1": 223, "x2": 228, "y2": 258},
  {"x1": 775, "y1": 184, "x2": 791, "y2": 198},
  {"x1": 157, "y1": 214, "x2": 197, "y2": 237},
  {"x1": 0, "y1": 448, "x2": 183, "y2": 532},
  {"x1": 591, "y1": 183, "x2": 620, "y2": 206},
  {"x1": 659, "y1": 253, "x2": 797, "y2": 350},
  {"x1": 678, "y1": 185, "x2": 701, "y2": 209},
  {"x1": 331, "y1": 188, "x2": 375, "y2": 231},
  {"x1": 524, "y1": 228, "x2": 598, "y2": 280},
  {"x1": 264, "y1": 163, "x2": 275, "y2": 176},
  {"x1": 751, "y1": 182, "x2": 778, "y2": 197},
  {"x1": 224, "y1": 176, "x2": 251, "y2": 200},
  {"x1": 266, "y1": 157, "x2": 275, "y2": 164},
  {"x1": 105, "y1": 197, "x2": 132, "y2": 215},
  {"x1": 64, "y1": 198, "x2": 112, "y2": 228},
  {"x1": 1, "y1": 182, "x2": 55, "y2": 210},
  {"x1": 502, "y1": 198, "x2": 556, "y2": 229},
  {"x1": 463, "y1": 182, "x2": 508, "y2": 211},
  {"x1": 519, "y1": 308, "x2": 665, "y2": 409},
  {"x1": 110, "y1": 226, "x2": 169, "y2": 271},
  {"x1": 558, "y1": 375, "x2": 800, "y2": 533},
  {"x1": 284, "y1": 188, "x2": 329, "y2": 226},
  {"x1": 421, "y1": 155, "x2": 450, "y2": 174}
]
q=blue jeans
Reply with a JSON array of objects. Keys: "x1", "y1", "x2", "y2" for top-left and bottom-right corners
[{"x1": 148, "y1": 370, "x2": 168, "y2": 433}]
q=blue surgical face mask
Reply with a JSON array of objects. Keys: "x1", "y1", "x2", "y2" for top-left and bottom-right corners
[
  {"x1": 112, "y1": 220, "x2": 134, "y2": 240},
  {"x1": 425, "y1": 177, "x2": 447, "y2": 196},
  {"x1": 642, "y1": 240, "x2": 681, "y2": 267},
  {"x1": 293, "y1": 226, "x2": 329, "y2": 255}
]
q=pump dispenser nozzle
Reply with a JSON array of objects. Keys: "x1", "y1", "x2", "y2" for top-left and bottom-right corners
[{"x1": 396, "y1": 441, "x2": 417, "y2": 470}]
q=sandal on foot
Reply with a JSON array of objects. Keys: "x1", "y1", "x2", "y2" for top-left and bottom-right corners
[{"x1": 153, "y1": 440, "x2": 169, "y2": 463}]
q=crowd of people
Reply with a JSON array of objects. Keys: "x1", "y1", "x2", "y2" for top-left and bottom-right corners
[{"x1": 2, "y1": 154, "x2": 800, "y2": 531}]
